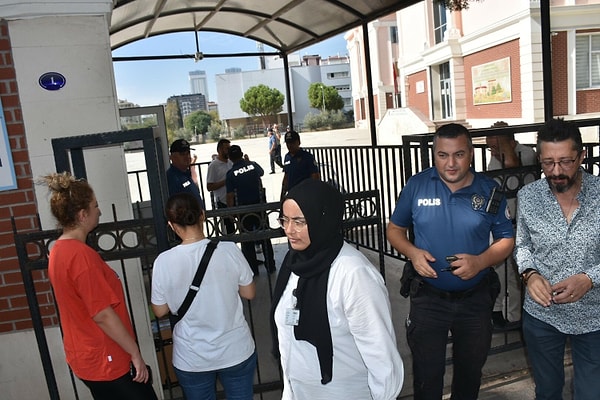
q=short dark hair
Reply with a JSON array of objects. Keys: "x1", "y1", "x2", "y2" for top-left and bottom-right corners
[
  {"x1": 536, "y1": 118, "x2": 583, "y2": 153},
  {"x1": 228, "y1": 145, "x2": 243, "y2": 161},
  {"x1": 433, "y1": 123, "x2": 472, "y2": 151},
  {"x1": 216, "y1": 138, "x2": 230, "y2": 152}
]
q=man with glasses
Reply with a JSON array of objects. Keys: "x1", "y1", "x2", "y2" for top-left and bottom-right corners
[
  {"x1": 515, "y1": 118, "x2": 600, "y2": 399},
  {"x1": 387, "y1": 123, "x2": 514, "y2": 399}
]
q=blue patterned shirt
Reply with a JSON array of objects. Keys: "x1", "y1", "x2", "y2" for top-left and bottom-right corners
[{"x1": 515, "y1": 170, "x2": 600, "y2": 334}]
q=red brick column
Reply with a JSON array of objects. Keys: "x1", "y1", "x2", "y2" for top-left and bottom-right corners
[{"x1": 0, "y1": 21, "x2": 56, "y2": 332}]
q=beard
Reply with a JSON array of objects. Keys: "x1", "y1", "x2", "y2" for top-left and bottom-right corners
[{"x1": 545, "y1": 169, "x2": 580, "y2": 193}]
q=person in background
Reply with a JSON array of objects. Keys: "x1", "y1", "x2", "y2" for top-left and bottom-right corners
[
  {"x1": 151, "y1": 192, "x2": 256, "y2": 400},
  {"x1": 515, "y1": 118, "x2": 600, "y2": 400},
  {"x1": 486, "y1": 121, "x2": 537, "y2": 331},
  {"x1": 43, "y1": 172, "x2": 157, "y2": 400},
  {"x1": 167, "y1": 139, "x2": 205, "y2": 209},
  {"x1": 272, "y1": 179, "x2": 404, "y2": 400},
  {"x1": 387, "y1": 123, "x2": 514, "y2": 399},
  {"x1": 206, "y1": 138, "x2": 235, "y2": 234},
  {"x1": 280, "y1": 129, "x2": 320, "y2": 200},
  {"x1": 268, "y1": 128, "x2": 283, "y2": 174},
  {"x1": 226, "y1": 145, "x2": 276, "y2": 275}
]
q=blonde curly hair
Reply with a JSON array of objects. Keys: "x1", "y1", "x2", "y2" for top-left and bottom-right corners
[{"x1": 40, "y1": 172, "x2": 95, "y2": 229}]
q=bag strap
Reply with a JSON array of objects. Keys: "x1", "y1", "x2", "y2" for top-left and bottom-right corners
[{"x1": 172, "y1": 240, "x2": 218, "y2": 325}]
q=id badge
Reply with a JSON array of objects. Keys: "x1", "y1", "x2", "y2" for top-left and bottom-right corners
[{"x1": 285, "y1": 308, "x2": 300, "y2": 326}]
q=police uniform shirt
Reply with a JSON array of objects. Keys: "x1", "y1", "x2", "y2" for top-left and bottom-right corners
[
  {"x1": 167, "y1": 165, "x2": 205, "y2": 209},
  {"x1": 283, "y1": 149, "x2": 319, "y2": 191},
  {"x1": 225, "y1": 160, "x2": 264, "y2": 206},
  {"x1": 391, "y1": 167, "x2": 514, "y2": 291}
]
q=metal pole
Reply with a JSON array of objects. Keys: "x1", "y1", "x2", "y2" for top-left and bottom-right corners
[
  {"x1": 362, "y1": 22, "x2": 377, "y2": 147},
  {"x1": 541, "y1": 0, "x2": 553, "y2": 121}
]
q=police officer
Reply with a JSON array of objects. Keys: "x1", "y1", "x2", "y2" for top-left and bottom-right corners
[
  {"x1": 167, "y1": 139, "x2": 205, "y2": 209},
  {"x1": 226, "y1": 145, "x2": 275, "y2": 275}
]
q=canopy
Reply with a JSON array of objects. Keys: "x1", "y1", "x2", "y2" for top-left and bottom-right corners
[{"x1": 110, "y1": 0, "x2": 421, "y2": 53}]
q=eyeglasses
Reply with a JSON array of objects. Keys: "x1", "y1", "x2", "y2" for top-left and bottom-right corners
[
  {"x1": 277, "y1": 216, "x2": 307, "y2": 232},
  {"x1": 540, "y1": 156, "x2": 579, "y2": 170}
]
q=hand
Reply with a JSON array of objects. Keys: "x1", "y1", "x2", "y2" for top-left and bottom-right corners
[
  {"x1": 550, "y1": 274, "x2": 593, "y2": 304},
  {"x1": 445, "y1": 254, "x2": 483, "y2": 280},
  {"x1": 525, "y1": 273, "x2": 553, "y2": 307},
  {"x1": 130, "y1": 354, "x2": 149, "y2": 383},
  {"x1": 408, "y1": 249, "x2": 437, "y2": 278}
]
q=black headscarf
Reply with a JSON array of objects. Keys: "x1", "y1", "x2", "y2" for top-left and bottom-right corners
[{"x1": 271, "y1": 179, "x2": 344, "y2": 384}]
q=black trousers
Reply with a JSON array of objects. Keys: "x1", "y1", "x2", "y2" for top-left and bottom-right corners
[
  {"x1": 81, "y1": 371, "x2": 158, "y2": 400},
  {"x1": 239, "y1": 212, "x2": 275, "y2": 274}
]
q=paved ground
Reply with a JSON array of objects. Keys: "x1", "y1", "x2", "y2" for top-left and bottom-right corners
[{"x1": 160, "y1": 128, "x2": 575, "y2": 399}]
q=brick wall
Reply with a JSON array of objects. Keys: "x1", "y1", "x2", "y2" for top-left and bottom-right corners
[
  {"x1": 0, "y1": 21, "x2": 55, "y2": 333},
  {"x1": 463, "y1": 39, "x2": 522, "y2": 119},
  {"x1": 406, "y1": 70, "x2": 430, "y2": 118}
]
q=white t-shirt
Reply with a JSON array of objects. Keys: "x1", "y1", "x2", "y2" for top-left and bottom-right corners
[
  {"x1": 274, "y1": 243, "x2": 404, "y2": 400},
  {"x1": 151, "y1": 239, "x2": 255, "y2": 371},
  {"x1": 206, "y1": 158, "x2": 233, "y2": 204}
]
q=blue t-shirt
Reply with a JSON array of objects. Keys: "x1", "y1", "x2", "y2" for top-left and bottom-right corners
[
  {"x1": 283, "y1": 149, "x2": 319, "y2": 191},
  {"x1": 391, "y1": 167, "x2": 514, "y2": 291},
  {"x1": 225, "y1": 160, "x2": 264, "y2": 205},
  {"x1": 166, "y1": 165, "x2": 205, "y2": 209}
]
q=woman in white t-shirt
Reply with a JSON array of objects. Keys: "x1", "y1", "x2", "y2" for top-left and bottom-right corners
[{"x1": 151, "y1": 192, "x2": 256, "y2": 400}]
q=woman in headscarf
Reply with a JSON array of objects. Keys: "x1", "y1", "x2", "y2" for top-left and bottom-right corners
[{"x1": 271, "y1": 179, "x2": 404, "y2": 399}]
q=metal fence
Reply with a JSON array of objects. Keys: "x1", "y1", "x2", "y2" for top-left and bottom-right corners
[{"x1": 16, "y1": 190, "x2": 383, "y2": 400}]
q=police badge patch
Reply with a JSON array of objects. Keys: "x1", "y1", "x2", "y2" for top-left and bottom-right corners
[{"x1": 471, "y1": 193, "x2": 485, "y2": 210}]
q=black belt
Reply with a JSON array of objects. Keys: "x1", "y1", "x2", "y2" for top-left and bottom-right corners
[{"x1": 421, "y1": 269, "x2": 493, "y2": 300}]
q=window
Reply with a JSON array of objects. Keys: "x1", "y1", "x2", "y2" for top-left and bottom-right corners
[
  {"x1": 576, "y1": 34, "x2": 600, "y2": 89},
  {"x1": 327, "y1": 71, "x2": 349, "y2": 79},
  {"x1": 433, "y1": 1, "x2": 447, "y2": 45},
  {"x1": 334, "y1": 85, "x2": 350, "y2": 91},
  {"x1": 390, "y1": 26, "x2": 398, "y2": 44}
]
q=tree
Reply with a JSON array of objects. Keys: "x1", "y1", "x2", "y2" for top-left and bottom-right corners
[
  {"x1": 308, "y1": 83, "x2": 344, "y2": 112},
  {"x1": 184, "y1": 110, "x2": 213, "y2": 136},
  {"x1": 435, "y1": 0, "x2": 481, "y2": 11},
  {"x1": 165, "y1": 100, "x2": 182, "y2": 143},
  {"x1": 239, "y1": 84, "x2": 284, "y2": 127}
]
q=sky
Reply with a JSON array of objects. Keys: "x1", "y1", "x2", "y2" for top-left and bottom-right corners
[{"x1": 112, "y1": 31, "x2": 350, "y2": 107}]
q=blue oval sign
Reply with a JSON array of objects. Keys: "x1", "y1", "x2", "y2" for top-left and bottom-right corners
[{"x1": 39, "y1": 72, "x2": 66, "y2": 91}]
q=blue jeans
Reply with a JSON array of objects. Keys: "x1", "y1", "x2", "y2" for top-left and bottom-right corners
[
  {"x1": 406, "y1": 269, "x2": 499, "y2": 400},
  {"x1": 522, "y1": 312, "x2": 600, "y2": 400},
  {"x1": 174, "y1": 351, "x2": 257, "y2": 400}
]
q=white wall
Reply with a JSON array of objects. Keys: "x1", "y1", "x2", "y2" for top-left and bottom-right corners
[{"x1": 1, "y1": 8, "x2": 161, "y2": 400}]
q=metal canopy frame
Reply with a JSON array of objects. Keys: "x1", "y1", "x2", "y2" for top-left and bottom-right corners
[{"x1": 110, "y1": 0, "x2": 422, "y2": 54}]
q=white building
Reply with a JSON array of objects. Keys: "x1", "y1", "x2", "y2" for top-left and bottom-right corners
[
  {"x1": 189, "y1": 70, "x2": 209, "y2": 100},
  {"x1": 216, "y1": 55, "x2": 352, "y2": 129},
  {"x1": 346, "y1": 0, "x2": 600, "y2": 141}
]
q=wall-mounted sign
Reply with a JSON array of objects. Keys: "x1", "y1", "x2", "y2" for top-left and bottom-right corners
[
  {"x1": 39, "y1": 72, "x2": 66, "y2": 91},
  {"x1": 0, "y1": 97, "x2": 17, "y2": 191},
  {"x1": 472, "y1": 57, "x2": 512, "y2": 105}
]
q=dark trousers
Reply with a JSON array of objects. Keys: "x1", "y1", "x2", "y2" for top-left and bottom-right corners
[
  {"x1": 216, "y1": 201, "x2": 236, "y2": 234},
  {"x1": 406, "y1": 269, "x2": 500, "y2": 400},
  {"x1": 82, "y1": 371, "x2": 158, "y2": 400},
  {"x1": 269, "y1": 146, "x2": 283, "y2": 172},
  {"x1": 239, "y1": 212, "x2": 275, "y2": 274}
]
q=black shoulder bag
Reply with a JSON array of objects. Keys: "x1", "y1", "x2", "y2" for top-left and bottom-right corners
[{"x1": 169, "y1": 240, "x2": 218, "y2": 328}]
